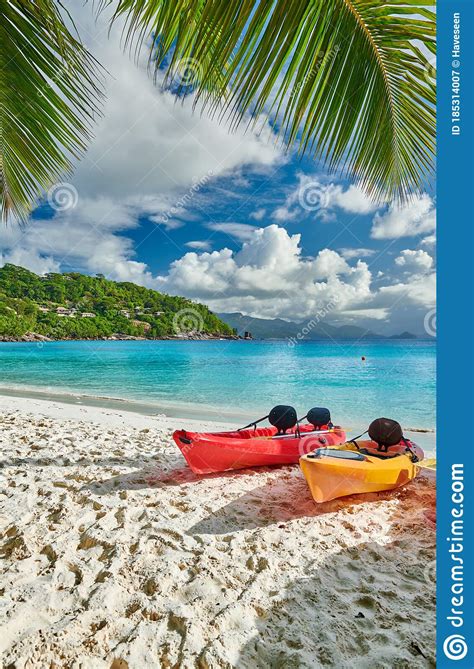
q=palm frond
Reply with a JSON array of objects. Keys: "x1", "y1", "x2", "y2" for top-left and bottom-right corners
[
  {"x1": 0, "y1": 0, "x2": 103, "y2": 223},
  {"x1": 108, "y1": 0, "x2": 435, "y2": 201}
]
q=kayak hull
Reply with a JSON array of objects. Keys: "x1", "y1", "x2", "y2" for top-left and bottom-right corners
[
  {"x1": 173, "y1": 424, "x2": 346, "y2": 474},
  {"x1": 300, "y1": 440, "x2": 424, "y2": 503}
]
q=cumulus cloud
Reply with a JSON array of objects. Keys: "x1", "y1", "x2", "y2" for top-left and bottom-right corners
[
  {"x1": 0, "y1": 248, "x2": 60, "y2": 276},
  {"x1": 271, "y1": 204, "x2": 299, "y2": 222},
  {"x1": 377, "y1": 273, "x2": 436, "y2": 310},
  {"x1": 156, "y1": 224, "x2": 435, "y2": 327},
  {"x1": 272, "y1": 173, "x2": 380, "y2": 222},
  {"x1": 66, "y1": 3, "x2": 282, "y2": 210},
  {"x1": 395, "y1": 249, "x2": 433, "y2": 272},
  {"x1": 326, "y1": 183, "x2": 381, "y2": 214},
  {"x1": 312, "y1": 249, "x2": 350, "y2": 279},
  {"x1": 0, "y1": 199, "x2": 155, "y2": 285},
  {"x1": 371, "y1": 194, "x2": 436, "y2": 239}
]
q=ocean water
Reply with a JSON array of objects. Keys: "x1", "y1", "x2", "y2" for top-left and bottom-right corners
[{"x1": 0, "y1": 339, "x2": 435, "y2": 436}]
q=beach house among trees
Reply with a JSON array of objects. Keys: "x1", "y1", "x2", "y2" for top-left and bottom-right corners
[{"x1": 56, "y1": 306, "x2": 72, "y2": 316}]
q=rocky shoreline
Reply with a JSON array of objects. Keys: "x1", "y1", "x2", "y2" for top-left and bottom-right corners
[{"x1": 0, "y1": 331, "x2": 245, "y2": 343}]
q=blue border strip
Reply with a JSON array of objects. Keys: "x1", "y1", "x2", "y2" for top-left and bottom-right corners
[{"x1": 437, "y1": 1, "x2": 474, "y2": 666}]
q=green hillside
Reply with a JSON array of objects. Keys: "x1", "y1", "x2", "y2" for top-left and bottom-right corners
[{"x1": 0, "y1": 264, "x2": 234, "y2": 340}]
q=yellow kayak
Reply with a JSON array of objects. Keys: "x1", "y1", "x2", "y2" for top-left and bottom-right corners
[{"x1": 300, "y1": 442, "x2": 422, "y2": 503}]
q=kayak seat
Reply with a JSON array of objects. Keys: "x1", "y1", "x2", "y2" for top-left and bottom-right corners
[
  {"x1": 268, "y1": 405, "x2": 297, "y2": 434},
  {"x1": 307, "y1": 448, "x2": 366, "y2": 461}
]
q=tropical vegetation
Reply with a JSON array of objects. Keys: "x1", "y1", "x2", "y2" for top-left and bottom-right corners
[
  {"x1": 1, "y1": 0, "x2": 436, "y2": 224},
  {"x1": 0, "y1": 264, "x2": 234, "y2": 339}
]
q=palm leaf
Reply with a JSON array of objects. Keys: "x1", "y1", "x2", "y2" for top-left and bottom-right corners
[
  {"x1": 0, "y1": 0, "x2": 103, "y2": 223},
  {"x1": 107, "y1": 0, "x2": 435, "y2": 201}
]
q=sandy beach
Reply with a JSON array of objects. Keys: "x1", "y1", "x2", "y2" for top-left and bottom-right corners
[{"x1": 0, "y1": 394, "x2": 436, "y2": 668}]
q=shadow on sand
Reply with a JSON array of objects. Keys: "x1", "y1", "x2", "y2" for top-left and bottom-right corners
[
  {"x1": 185, "y1": 475, "x2": 398, "y2": 535},
  {"x1": 198, "y1": 473, "x2": 436, "y2": 668},
  {"x1": 235, "y1": 540, "x2": 435, "y2": 667},
  {"x1": 82, "y1": 457, "x2": 290, "y2": 496}
]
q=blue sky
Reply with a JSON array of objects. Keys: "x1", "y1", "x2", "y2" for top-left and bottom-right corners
[{"x1": 0, "y1": 2, "x2": 436, "y2": 335}]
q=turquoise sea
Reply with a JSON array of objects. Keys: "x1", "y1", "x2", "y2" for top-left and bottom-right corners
[{"x1": 0, "y1": 339, "x2": 435, "y2": 445}]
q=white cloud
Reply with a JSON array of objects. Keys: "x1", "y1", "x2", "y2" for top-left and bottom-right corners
[
  {"x1": 371, "y1": 194, "x2": 436, "y2": 239},
  {"x1": 249, "y1": 209, "x2": 266, "y2": 221},
  {"x1": 339, "y1": 247, "x2": 376, "y2": 260},
  {"x1": 205, "y1": 222, "x2": 258, "y2": 241},
  {"x1": 421, "y1": 234, "x2": 436, "y2": 248},
  {"x1": 0, "y1": 248, "x2": 60, "y2": 276},
  {"x1": 68, "y1": 23, "x2": 282, "y2": 208},
  {"x1": 395, "y1": 249, "x2": 433, "y2": 272},
  {"x1": 271, "y1": 205, "x2": 299, "y2": 222},
  {"x1": 232, "y1": 173, "x2": 251, "y2": 189},
  {"x1": 377, "y1": 273, "x2": 436, "y2": 309},
  {"x1": 327, "y1": 183, "x2": 380, "y2": 215},
  {"x1": 312, "y1": 249, "x2": 350, "y2": 279},
  {"x1": 156, "y1": 224, "x2": 435, "y2": 326},
  {"x1": 271, "y1": 173, "x2": 380, "y2": 223},
  {"x1": 185, "y1": 241, "x2": 212, "y2": 250},
  {"x1": 149, "y1": 216, "x2": 185, "y2": 231},
  {"x1": 0, "y1": 199, "x2": 156, "y2": 285}
]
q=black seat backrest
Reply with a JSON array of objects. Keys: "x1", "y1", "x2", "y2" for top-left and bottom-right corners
[
  {"x1": 269, "y1": 405, "x2": 297, "y2": 434},
  {"x1": 307, "y1": 407, "x2": 331, "y2": 429},
  {"x1": 368, "y1": 418, "x2": 403, "y2": 448}
]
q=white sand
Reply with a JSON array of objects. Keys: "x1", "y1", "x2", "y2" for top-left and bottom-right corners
[{"x1": 0, "y1": 395, "x2": 436, "y2": 668}]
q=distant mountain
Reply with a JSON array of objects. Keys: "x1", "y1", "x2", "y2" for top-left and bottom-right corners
[
  {"x1": 218, "y1": 312, "x2": 417, "y2": 341},
  {"x1": 389, "y1": 331, "x2": 417, "y2": 340},
  {"x1": 0, "y1": 264, "x2": 234, "y2": 341}
]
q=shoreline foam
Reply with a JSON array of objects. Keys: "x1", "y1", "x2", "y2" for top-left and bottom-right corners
[{"x1": 0, "y1": 386, "x2": 436, "y2": 454}]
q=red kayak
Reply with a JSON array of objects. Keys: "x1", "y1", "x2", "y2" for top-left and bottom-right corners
[{"x1": 173, "y1": 423, "x2": 346, "y2": 474}]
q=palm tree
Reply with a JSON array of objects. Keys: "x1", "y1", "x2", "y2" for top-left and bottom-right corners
[
  {"x1": 0, "y1": 0, "x2": 435, "y2": 223},
  {"x1": 0, "y1": 0, "x2": 102, "y2": 223}
]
